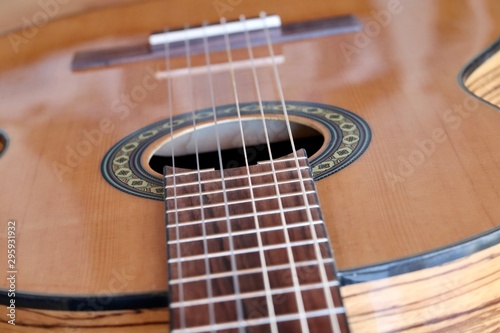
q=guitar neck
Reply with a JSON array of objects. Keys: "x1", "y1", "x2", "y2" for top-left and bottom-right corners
[{"x1": 164, "y1": 150, "x2": 349, "y2": 332}]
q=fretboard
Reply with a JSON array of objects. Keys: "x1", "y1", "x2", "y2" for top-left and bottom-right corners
[{"x1": 164, "y1": 150, "x2": 349, "y2": 333}]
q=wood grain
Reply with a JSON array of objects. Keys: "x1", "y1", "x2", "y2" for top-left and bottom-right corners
[
  {"x1": 0, "y1": 0, "x2": 498, "y2": 331},
  {"x1": 342, "y1": 243, "x2": 500, "y2": 332},
  {"x1": 0, "y1": 308, "x2": 169, "y2": 333},
  {"x1": 0, "y1": 0, "x2": 156, "y2": 36},
  {"x1": 2, "y1": 243, "x2": 498, "y2": 332},
  {"x1": 464, "y1": 47, "x2": 500, "y2": 108},
  {"x1": 0, "y1": 0, "x2": 499, "y2": 292}
]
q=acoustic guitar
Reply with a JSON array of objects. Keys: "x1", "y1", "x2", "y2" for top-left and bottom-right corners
[{"x1": 0, "y1": 0, "x2": 499, "y2": 332}]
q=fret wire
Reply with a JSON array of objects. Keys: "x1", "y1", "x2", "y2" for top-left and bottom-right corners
[
  {"x1": 201, "y1": 22, "x2": 246, "y2": 330},
  {"x1": 164, "y1": 168, "x2": 215, "y2": 178},
  {"x1": 170, "y1": 258, "x2": 335, "y2": 284},
  {"x1": 166, "y1": 204, "x2": 320, "y2": 228},
  {"x1": 183, "y1": 26, "x2": 217, "y2": 330},
  {"x1": 164, "y1": 166, "x2": 310, "y2": 189},
  {"x1": 261, "y1": 12, "x2": 330, "y2": 332},
  {"x1": 170, "y1": 281, "x2": 341, "y2": 308},
  {"x1": 166, "y1": 177, "x2": 313, "y2": 199},
  {"x1": 166, "y1": 190, "x2": 315, "y2": 213},
  {"x1": 256, "y1": 156, "x2": 308, "y2": 164},
  {"x1": 168, "y1": 238, "x2": 329, "y2": 263},
  {"x1": 171, "y1": 308, "x2": 346, "y2": 333},
  {"x1": 169, "y1": 189, "x2": 316, "y2": 205},
  {"x1": 164, "y1": 156, "x2": 308, "y2": 179},
  {"x1": 168, "y1": 220, "x2": 323, "y2": 245}
]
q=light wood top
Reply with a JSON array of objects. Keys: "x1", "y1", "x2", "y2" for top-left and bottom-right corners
[{"x1": 0, "y1": 0, "x2": 498, "y2": 308}]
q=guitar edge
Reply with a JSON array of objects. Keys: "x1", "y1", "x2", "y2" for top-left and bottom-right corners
[
  {"x1": 0, "y1": 0, "x2": 499, "y2": 332},
  {"x1": 0, "y1": 243, "x2": 497, "y2": 332}
]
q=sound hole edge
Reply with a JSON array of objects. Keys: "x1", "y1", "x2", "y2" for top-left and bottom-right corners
[
  {"x1": 101, "y1": 101, "x2": 372, "y2": 200},
  {"x1": 148, "y1": 118, "x2": 326, "y2": 173}
]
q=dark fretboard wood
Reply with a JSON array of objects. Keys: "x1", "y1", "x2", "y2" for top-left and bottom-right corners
[{"x1": 164, "y1": 150, "x2": 349, "y2": 333}]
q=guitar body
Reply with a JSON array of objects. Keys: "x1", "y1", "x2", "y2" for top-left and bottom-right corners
[{"x1": 0, "y1": 0, "x2": 499, "y2": 331}]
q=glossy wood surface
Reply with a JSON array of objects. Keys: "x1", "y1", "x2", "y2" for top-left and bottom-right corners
[
  {"x1": 2, "y1": 243, "x2": 497, "y2": 332},
  {"x1": 342, "y1": 243, "x2": 500, "y2": 332},
  {"x1": 0, "y1": 0, "x2": 499, "y2": 330},
  {"x1": 465, "y1": 47, "x2": 500, "y2": 107},
  {"x1": 0, "y1": 0, "x2": 154, "y2": 36}
]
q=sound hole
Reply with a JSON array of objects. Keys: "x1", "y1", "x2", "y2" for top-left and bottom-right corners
[{"x1": 149, "y1": 119, "x2": 324, "y2": 172}]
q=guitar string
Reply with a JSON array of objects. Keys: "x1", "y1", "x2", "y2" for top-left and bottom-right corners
[
  {"x1": 201, "y1": 21, "x2": 246, "y2": 332},
  {"x1": 183, "y1": 25, "x2": 217, "y2": 331},
  {"x1": 168, "y1": 15, "x2": 343, "y2": 332},
  {"x1": 220, "y1": 16, "x2": 279, "y2": 333},
  {"x1": 162, "y1": 28, "x2": 186, "y2": 330},
  {"x1": 260, "y1": 12, "x2": 342, "y2": 333},
  {"x1": 241, "y1": 14, "x2": 310, "y2": 333}
]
